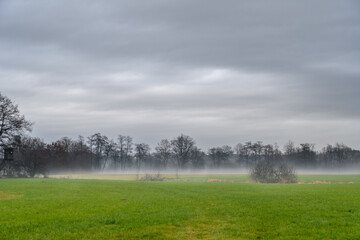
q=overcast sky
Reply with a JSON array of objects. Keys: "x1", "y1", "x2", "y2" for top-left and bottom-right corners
[{"x1": 0, "y1": 0, "x2": 359, "y2": 150}]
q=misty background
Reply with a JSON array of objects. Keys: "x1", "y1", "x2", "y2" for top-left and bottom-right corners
[{"x1": 0, "y1": 0, "x2": 359, "y2": 150}]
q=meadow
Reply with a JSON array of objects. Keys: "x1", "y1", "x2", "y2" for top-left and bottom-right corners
[{"x1": 0, "y1": 175, "x2": 360, "y2": 239}]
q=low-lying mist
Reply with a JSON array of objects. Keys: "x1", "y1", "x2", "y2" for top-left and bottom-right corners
[{"x1": 51, "y1": 167, "x2": 360, "y2": 176}]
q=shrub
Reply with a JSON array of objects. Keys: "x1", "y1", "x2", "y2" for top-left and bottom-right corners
[
  {"x1": 250, "y1": 160, "x2": 297, "y2": 183},
  {"x1": 139, "y1": 174, "x2": 165, "y2": 181},
  {"x1": 277, "y1": 162, "x2": 298, "y2": 183}
]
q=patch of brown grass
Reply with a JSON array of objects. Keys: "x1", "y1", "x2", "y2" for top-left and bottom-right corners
[
  {"x1": 0, "y1": 191, "x2": 22, "y2": 200},
  {"x1": 297, "y1": 181, "x2": 355, "y2": 184},
  {"x1": 207, "y1": 179, "x2": 222, "y2": 182}
]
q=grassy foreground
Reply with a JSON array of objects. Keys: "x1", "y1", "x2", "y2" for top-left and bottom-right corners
[{"x1": 0, "y1": 176, "x2": 360, "y2": 239}]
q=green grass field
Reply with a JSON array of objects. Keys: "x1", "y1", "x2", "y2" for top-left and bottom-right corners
[{"x1": 1, "y1": 175, "x2": 360, "y2": 239}]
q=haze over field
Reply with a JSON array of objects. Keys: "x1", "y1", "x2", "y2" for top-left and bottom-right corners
[
  {"x1": 2, "y1": 2, "x2": 360, "y2": 240},
  {"x1": 1, "y1": 0, "x2": 360, "y2": 150}
]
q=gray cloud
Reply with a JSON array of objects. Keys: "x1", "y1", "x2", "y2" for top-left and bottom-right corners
[{"x1": 0, "y1": 0, "x2": 359, "y2": 149}]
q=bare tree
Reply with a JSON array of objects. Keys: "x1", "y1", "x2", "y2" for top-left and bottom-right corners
[
  {"x1": 0, "y1": 93, "x2": 33, "y2": 174},
  {"x1": 0, "y1": 93, "x2": 32, "y2": 146},
  {"x1": 134, "y1": 143, "x2": 150, "y2": 179},
  {"x1": 124, "y1": 136, "x2": 133, "y2": 168},
  {"x1": 298, "y1": 143, "x2": 316, "y2": 166},
  {"x1": 16, "y1": 136, "x2": 48, "y2": 177},
  {"x1": 251, "y1": 141, "x2": 264, "y2": 163},
  {"x1": 117, "y1": 135, "x2": 133, "y2": 169},
  {"x1": 235, "y1": 142, "x2": 253, "y2": 166},
  {"x1": 117, "y1": 135, "x2": 126, "y2": 169},
  {"x1": 102, "y1": 139, "x2": 117, "y2": 170},
  {"x1": 263, "y1": 143, "x2": 282, "y2": 163},
  {"x1": 320, "y1": 143, "x2": 354, "y2": 167},
  {"x1": 154, "y1": 139, "x2": 172, "y2": 173},
  {"x1": 284, "y1": 140, "x2": 296, "y2": 155},
  {"x1": 88, "y1": 133, "x2": 108, "y2": 170},
  {"x1": 171, "y1": 134, "x2": 194, "y2": 176},
  {"x1": 46, "y1": 137, "x2": 71, "y2": 171},
  {"x1": 283, "y1": 140, "x2": 297, "y2": 163},
  {"x1": 234, "y1": 143, "x2": 246, "y2": 166},
  {"x1": 190, "y1": 147, "x2": 205, "y2": 169},
  {"x1": 208, "y1": 145, "x2": 232, "y2": 168},
  {"x1": 70, "y1": 136, "x2": 93, "y2": 171}
]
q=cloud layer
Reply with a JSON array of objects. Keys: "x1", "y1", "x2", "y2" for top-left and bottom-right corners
[{"x1": 1, "y1": 0, "x2": 359, "y2": 149}]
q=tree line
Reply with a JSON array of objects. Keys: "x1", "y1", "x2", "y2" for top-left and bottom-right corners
[
  {"x1": 1, "y1": 92, "x2": 360, "y2": 177},
  {"x1": 2, "y1": 133, "x2": 360, "y2": 177}
]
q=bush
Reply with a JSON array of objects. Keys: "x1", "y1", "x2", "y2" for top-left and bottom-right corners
[
  {"x1": 250, "y1": 160, "x2": 297, "y2": 183},
  {"x1": 138, "y1": 174, "x2": 165, "y2": 181},
  {"x1": 277, "y1": 162, "x2": 298, "y2": 183}
]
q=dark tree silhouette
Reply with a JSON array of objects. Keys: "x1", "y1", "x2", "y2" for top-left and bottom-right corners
[
  {"x1": 251, "y1": 160, "x2": 297, "y2": 183},
  {"x1": 208, "y1": 145, "x2": 232, "y2": 168},
  {"x1": 0, "y1": 93, "x2": 32, "y2": 175},
  {"x1": 0, "y1": 93, "x2": 32, "y2": 146},
  {"x1": 134, "y1": 143, "x2": 150, "y2": 179},
  {"x1": 154, "y1": 139, "x2": 172, "y2": 173},
  {"x1": 190, "y1": 147, "x2": 205, "y2": 169},
  {"x1": 88, "y1": 133, "x2": 108, "y2": 170},
  {"x1": 16, "y1": 136, "x2": 48, "y2": 177},
  {"x1": 117, "y1": 135, "x2": 133, "y2": 169},
  {"x1": 171, "y1": 134, "x2": 195, "y2": 174}
]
